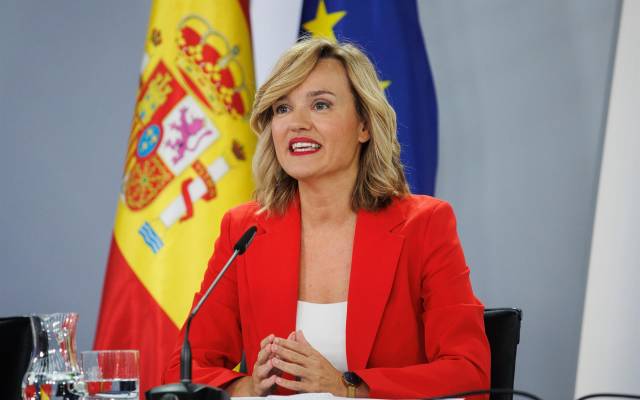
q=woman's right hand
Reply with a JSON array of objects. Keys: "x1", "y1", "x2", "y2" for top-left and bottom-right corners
[{"x1": 226, "y1": 334, "x2": 279, "y2": 396}]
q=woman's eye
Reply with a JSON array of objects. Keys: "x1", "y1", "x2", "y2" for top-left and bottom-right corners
[
  {"x1": 313, "y1": 101, "x2": 331, "y2": 111},
  {"x1": 274, "y1": 104, "x2": 290, "y2": 114}
]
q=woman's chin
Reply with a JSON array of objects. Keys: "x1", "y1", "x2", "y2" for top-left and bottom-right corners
[
  {"x1": 286, "y1": 171, "x2": 317, "y2": 183},
  {"x1": 282, "y1": 165, "x2": 321, "y2": 182}
]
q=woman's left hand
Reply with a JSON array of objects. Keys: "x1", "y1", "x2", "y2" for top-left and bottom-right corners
[{"x1": 270, "y1": 330, "x2": 346, "y2": 396}]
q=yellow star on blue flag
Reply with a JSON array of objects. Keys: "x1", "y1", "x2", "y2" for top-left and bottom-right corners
[{"x1": 302, "y1": 0, "x2": 346, "y2": 42}]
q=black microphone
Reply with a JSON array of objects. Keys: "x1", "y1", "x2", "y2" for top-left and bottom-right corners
[
  {"x1": 146, "y1": 226, "x2": 258, "y2": 400},
  {"x1": 233, "y1": 226, "x2": 257, "y2": 255}
]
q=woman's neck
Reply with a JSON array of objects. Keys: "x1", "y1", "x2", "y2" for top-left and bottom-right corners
[{"x1": 298, "y1": 177, "x2": 356, "y2": 227}]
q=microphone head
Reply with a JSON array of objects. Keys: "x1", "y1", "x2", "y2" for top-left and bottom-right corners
[{"x1": 233, "y1": 226, "x2": 257, "y2": 255}]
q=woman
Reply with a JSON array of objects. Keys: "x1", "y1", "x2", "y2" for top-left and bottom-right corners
[{"x1": 164, "y1": 37, "x2": 490, "y2": 399}]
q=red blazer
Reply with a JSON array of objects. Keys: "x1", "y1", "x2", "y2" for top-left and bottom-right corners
[{"x1": 164, "y1": 195, "x2": 490, "y2": 398}]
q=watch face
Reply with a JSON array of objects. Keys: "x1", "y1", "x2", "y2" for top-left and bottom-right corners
[{"x1": 343, "y1": 371, "x2": 362, "y2": 386}]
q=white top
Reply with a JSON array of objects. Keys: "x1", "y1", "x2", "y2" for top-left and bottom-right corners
[{"x1": 295, "y1": 301, "x2": 348, "y2": 372}]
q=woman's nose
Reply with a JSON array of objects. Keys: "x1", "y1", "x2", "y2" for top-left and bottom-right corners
[{"x1": 287, "y1": 108, "x2": 312, "y2": 132}]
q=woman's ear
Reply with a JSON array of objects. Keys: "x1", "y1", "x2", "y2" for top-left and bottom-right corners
[{"x1": 358, "y1": 122, "x2": 370, "y2": 143}]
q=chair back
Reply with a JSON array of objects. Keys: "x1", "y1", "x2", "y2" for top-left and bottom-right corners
[
  {"x1": 0, "y1": 316, "x2": 36, "y2": 400},
  {"x1": 484, "y1": 308, "x2": 522, "y2": 400}
]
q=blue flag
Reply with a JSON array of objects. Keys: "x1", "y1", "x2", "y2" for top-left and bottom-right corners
[{"x1": 300, "y1": 0, "x2": 438, "y2": 195}]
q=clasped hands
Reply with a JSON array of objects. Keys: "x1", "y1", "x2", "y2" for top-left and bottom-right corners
[{"x1": 236, "y1": 330, "x2": 346, "y2": 397}]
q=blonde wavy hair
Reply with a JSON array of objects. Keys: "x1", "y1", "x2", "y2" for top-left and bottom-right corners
[{"x1": 251, "y1": 37, "x2": 409, "y2": 214}]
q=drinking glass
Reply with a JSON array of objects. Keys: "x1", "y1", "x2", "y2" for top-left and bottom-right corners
[{"x1": 80, "y1": 350, "x2": 139, "y2": 400}]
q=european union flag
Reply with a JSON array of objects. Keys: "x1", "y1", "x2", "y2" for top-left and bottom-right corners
[{"x1": 300, "y1": 0, "x2": 438, "y2": 195}]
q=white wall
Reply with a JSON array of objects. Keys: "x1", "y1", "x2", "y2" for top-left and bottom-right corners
[{"x1": 575, "y1": 0, "x2": 640, "y2": 396}]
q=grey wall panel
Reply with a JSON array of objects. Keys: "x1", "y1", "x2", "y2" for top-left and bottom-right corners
[
  {"x1": 0, "y1": 0, "x2": 151, "y2": 353},
  {"x1": 418, "y1": 1, "x2": 619, "y2": 398}
]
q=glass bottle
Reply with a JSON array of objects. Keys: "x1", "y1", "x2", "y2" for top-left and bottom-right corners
[{"x1": 22, "y1": 313, "x2": 85, "y2": 400}]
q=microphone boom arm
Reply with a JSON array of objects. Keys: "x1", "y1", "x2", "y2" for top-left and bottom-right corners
[
  {"x1": 181, "y1": 248, "x2": 241, "y2": 383},
  {"x1": 179, "y1": 225, "x2": 257, "y2": 385}
]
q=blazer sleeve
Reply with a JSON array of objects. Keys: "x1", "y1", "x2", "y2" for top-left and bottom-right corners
[
  {"x1": 354, "y1": 201, "x2": 491, "y2": 399},
  {"x1": 162, "y1": 210, "x2": 248, "y2": 387}
]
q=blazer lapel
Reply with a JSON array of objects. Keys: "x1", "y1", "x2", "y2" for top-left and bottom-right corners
[
  {"x1": 244, "y1": 200, "x2": 301, "y2": 339},
  {"x1": 243, "y1": 196, "x2": 406, "y2": 370},
  {"x1": 346, "y1": 201, "x2": 405, "y2": 370}
]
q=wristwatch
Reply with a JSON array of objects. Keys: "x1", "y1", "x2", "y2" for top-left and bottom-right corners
[{"x1": 341, "y1": 371, "x2": 362, "y2": 398}]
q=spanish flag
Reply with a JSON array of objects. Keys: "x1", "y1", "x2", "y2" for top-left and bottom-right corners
[{"x1": 94, "y1": 0, "x2": 255, "y2": 394}]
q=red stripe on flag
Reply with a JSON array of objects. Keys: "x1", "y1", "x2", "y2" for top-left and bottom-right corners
[
  {"x1": 238, "y1": 0, "x2": 250, "y2": 28},
  {"x1": 94, "y1": 236, "x2": 180, "y2": 395}
]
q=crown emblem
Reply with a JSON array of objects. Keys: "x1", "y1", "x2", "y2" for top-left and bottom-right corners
[{"x1": 175, "y1": 15, "x2": 251, "y2": 118}]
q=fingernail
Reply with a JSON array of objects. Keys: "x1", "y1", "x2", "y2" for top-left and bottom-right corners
[{"x1": 274, "y1": 337, "x2": 280, "y2": 344}]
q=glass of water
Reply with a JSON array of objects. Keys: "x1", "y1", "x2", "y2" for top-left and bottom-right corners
[{"x1": 80, "y1": 350, "x2": 139, "y2": 399}]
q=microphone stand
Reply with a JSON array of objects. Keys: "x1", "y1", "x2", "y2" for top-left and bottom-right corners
[{"x1": 146, "y1": 226, "x2": 257, "y2": 400}]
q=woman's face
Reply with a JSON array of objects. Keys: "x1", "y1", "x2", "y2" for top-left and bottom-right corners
[{"x1": 270, "y1": 58, "x2": 370, "y2": 186}]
